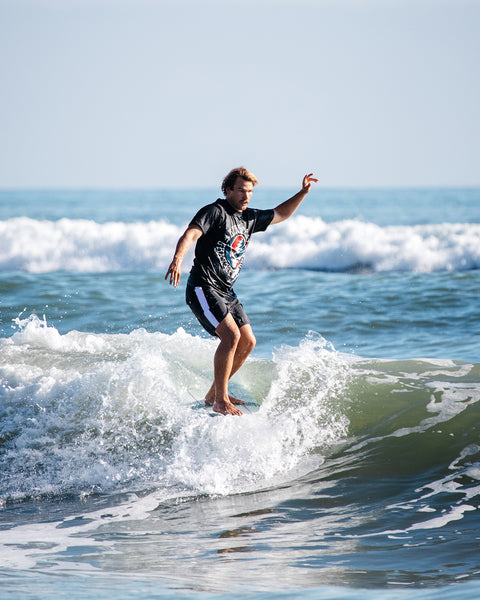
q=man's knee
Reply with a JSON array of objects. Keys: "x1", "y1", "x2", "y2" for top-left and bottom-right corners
[
  {"x1": 216, "y1": 316, "x2": 241, "y2": 347},
  {"x1": 240, "y1": 327, "x2": 256, "y2": 353}
]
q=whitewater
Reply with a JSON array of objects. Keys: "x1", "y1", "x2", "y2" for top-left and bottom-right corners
[{"x1": 1, "y1": 215, "x2": 480, "y2": 273}]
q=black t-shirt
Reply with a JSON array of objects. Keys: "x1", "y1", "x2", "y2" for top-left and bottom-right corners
[{"x1": 187, "y1": 198, "x2": 274, "y2": 293}]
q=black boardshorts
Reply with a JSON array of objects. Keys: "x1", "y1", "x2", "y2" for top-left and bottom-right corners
[{"x1": 185, "y1": 284, "x2": 250, "y2": 337}]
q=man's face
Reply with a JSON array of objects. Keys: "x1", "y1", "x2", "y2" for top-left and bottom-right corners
[{"x1": 225, "y1": 177, "x2": 254, "y2": 212}]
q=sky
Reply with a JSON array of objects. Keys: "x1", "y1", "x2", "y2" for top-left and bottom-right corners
[{"x1": 0, "y1": 0, "x2": 479, "y2": 189}]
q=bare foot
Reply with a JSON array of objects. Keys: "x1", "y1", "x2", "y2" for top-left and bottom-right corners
[
  {"x1": 205, "y1": 394, "x2": 245, "y2": 406},
  {"x1": 212, "y1": 399, "x2": 243, "y2": 416}
]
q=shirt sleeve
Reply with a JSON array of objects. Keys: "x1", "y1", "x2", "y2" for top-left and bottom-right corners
[
  {"x1": 188, "y1": 203, "x2": 220, "y2": 234},
  {"x1": 252, "y1": 208, "x2": 275, "y2": 233}
]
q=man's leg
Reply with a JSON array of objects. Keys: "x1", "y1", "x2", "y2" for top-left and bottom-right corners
[
  {"x1": 207, "y1": 316, "x2": 256, "y2": 415},
  {"x1": 205, "y1": 321, "x2": 256, "y2": 408}
]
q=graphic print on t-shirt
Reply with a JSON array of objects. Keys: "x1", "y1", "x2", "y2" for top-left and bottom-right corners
[
  {"x1": 214, "y1": 229, "x2": 248, "y2": 284},
  {"x1": 225, "y1": 234, "x2": 247, "y2": 269}
]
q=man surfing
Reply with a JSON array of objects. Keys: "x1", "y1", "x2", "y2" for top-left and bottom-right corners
[{"x1": 165, "y1": 167, "x2": 318, "y2": 415}]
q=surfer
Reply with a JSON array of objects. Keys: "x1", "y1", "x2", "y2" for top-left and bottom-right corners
[{"x1": 165, "y1": 167, "x2": 318, "y2": 415}]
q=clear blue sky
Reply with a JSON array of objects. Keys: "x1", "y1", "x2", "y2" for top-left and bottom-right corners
[{"x1": 1, "y1": 0, "x2": 479, "y2": 188}]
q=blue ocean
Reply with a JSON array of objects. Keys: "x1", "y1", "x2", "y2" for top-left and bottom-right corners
[{"x1": 1, "y1": 187, "x2": 479, "y2": 599}]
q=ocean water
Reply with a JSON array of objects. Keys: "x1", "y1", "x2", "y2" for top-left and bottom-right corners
[{"x1": 0, "y1": 188, "x2": 479, "y2": 599}]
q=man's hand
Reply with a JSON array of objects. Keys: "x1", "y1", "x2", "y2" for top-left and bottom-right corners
[
  {"x1": 165, "y1": 226, "x2": 203, "y2": 288},
  {"x1": 165, "y1": 258, "x2": 182, "y2": 288},
  {"x1": 302, "y1": 173, "x2": 319, "y2": 193},
  {"x1": 271, "y1": 173, "x2": 318, "y2": 224}
]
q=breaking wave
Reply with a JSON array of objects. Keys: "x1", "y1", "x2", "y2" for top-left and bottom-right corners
[
  {"x1": 0, "y1": 316, "x2": 349, "y2": 502},
  {"x1": 1, "y1": 216, "x2": 480, "y2": 273}
]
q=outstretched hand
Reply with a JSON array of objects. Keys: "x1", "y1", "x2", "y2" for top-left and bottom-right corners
[{"x1": 302, "y1": 173, "x2": 319, "y2": 193}]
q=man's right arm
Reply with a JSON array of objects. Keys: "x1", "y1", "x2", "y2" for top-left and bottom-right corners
[{"x1": 165, "y1": 226, "x2": 203, "y2": 288}]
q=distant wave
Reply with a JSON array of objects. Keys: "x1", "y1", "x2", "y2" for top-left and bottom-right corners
[{"x1": 1, "y1": 216, "x2": 480, "y2": 273}]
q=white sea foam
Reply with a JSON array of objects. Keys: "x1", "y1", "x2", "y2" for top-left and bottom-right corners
[
  {"x1": 1, "y1": 216, "x2": 480, "y2": 273},
  {"x1": 0, "y1": 316, "x2": 350, "y2": 501},
  {"x1": 251, "y1": 216, "x2": 480, "y2": 272},
  {"x1": 407, "y1": 504, "x2": 476, "y2": 531},
  {"x1": 0, "y1": 217, "x2": 180, "y2": 272}
]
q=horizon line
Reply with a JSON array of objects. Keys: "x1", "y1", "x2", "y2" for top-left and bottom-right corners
[{"x1": 1, "y1": 184, "x2": 479, "y2": 192}]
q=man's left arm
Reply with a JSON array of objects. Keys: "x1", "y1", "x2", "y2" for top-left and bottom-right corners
[{"x1": 271, "y1": 173, "x2": 318, "y2": 225}]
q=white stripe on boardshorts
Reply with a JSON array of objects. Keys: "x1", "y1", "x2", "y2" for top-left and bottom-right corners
[{"x1": 185, "y1": 284, "x2": 250, "y2": 337}]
